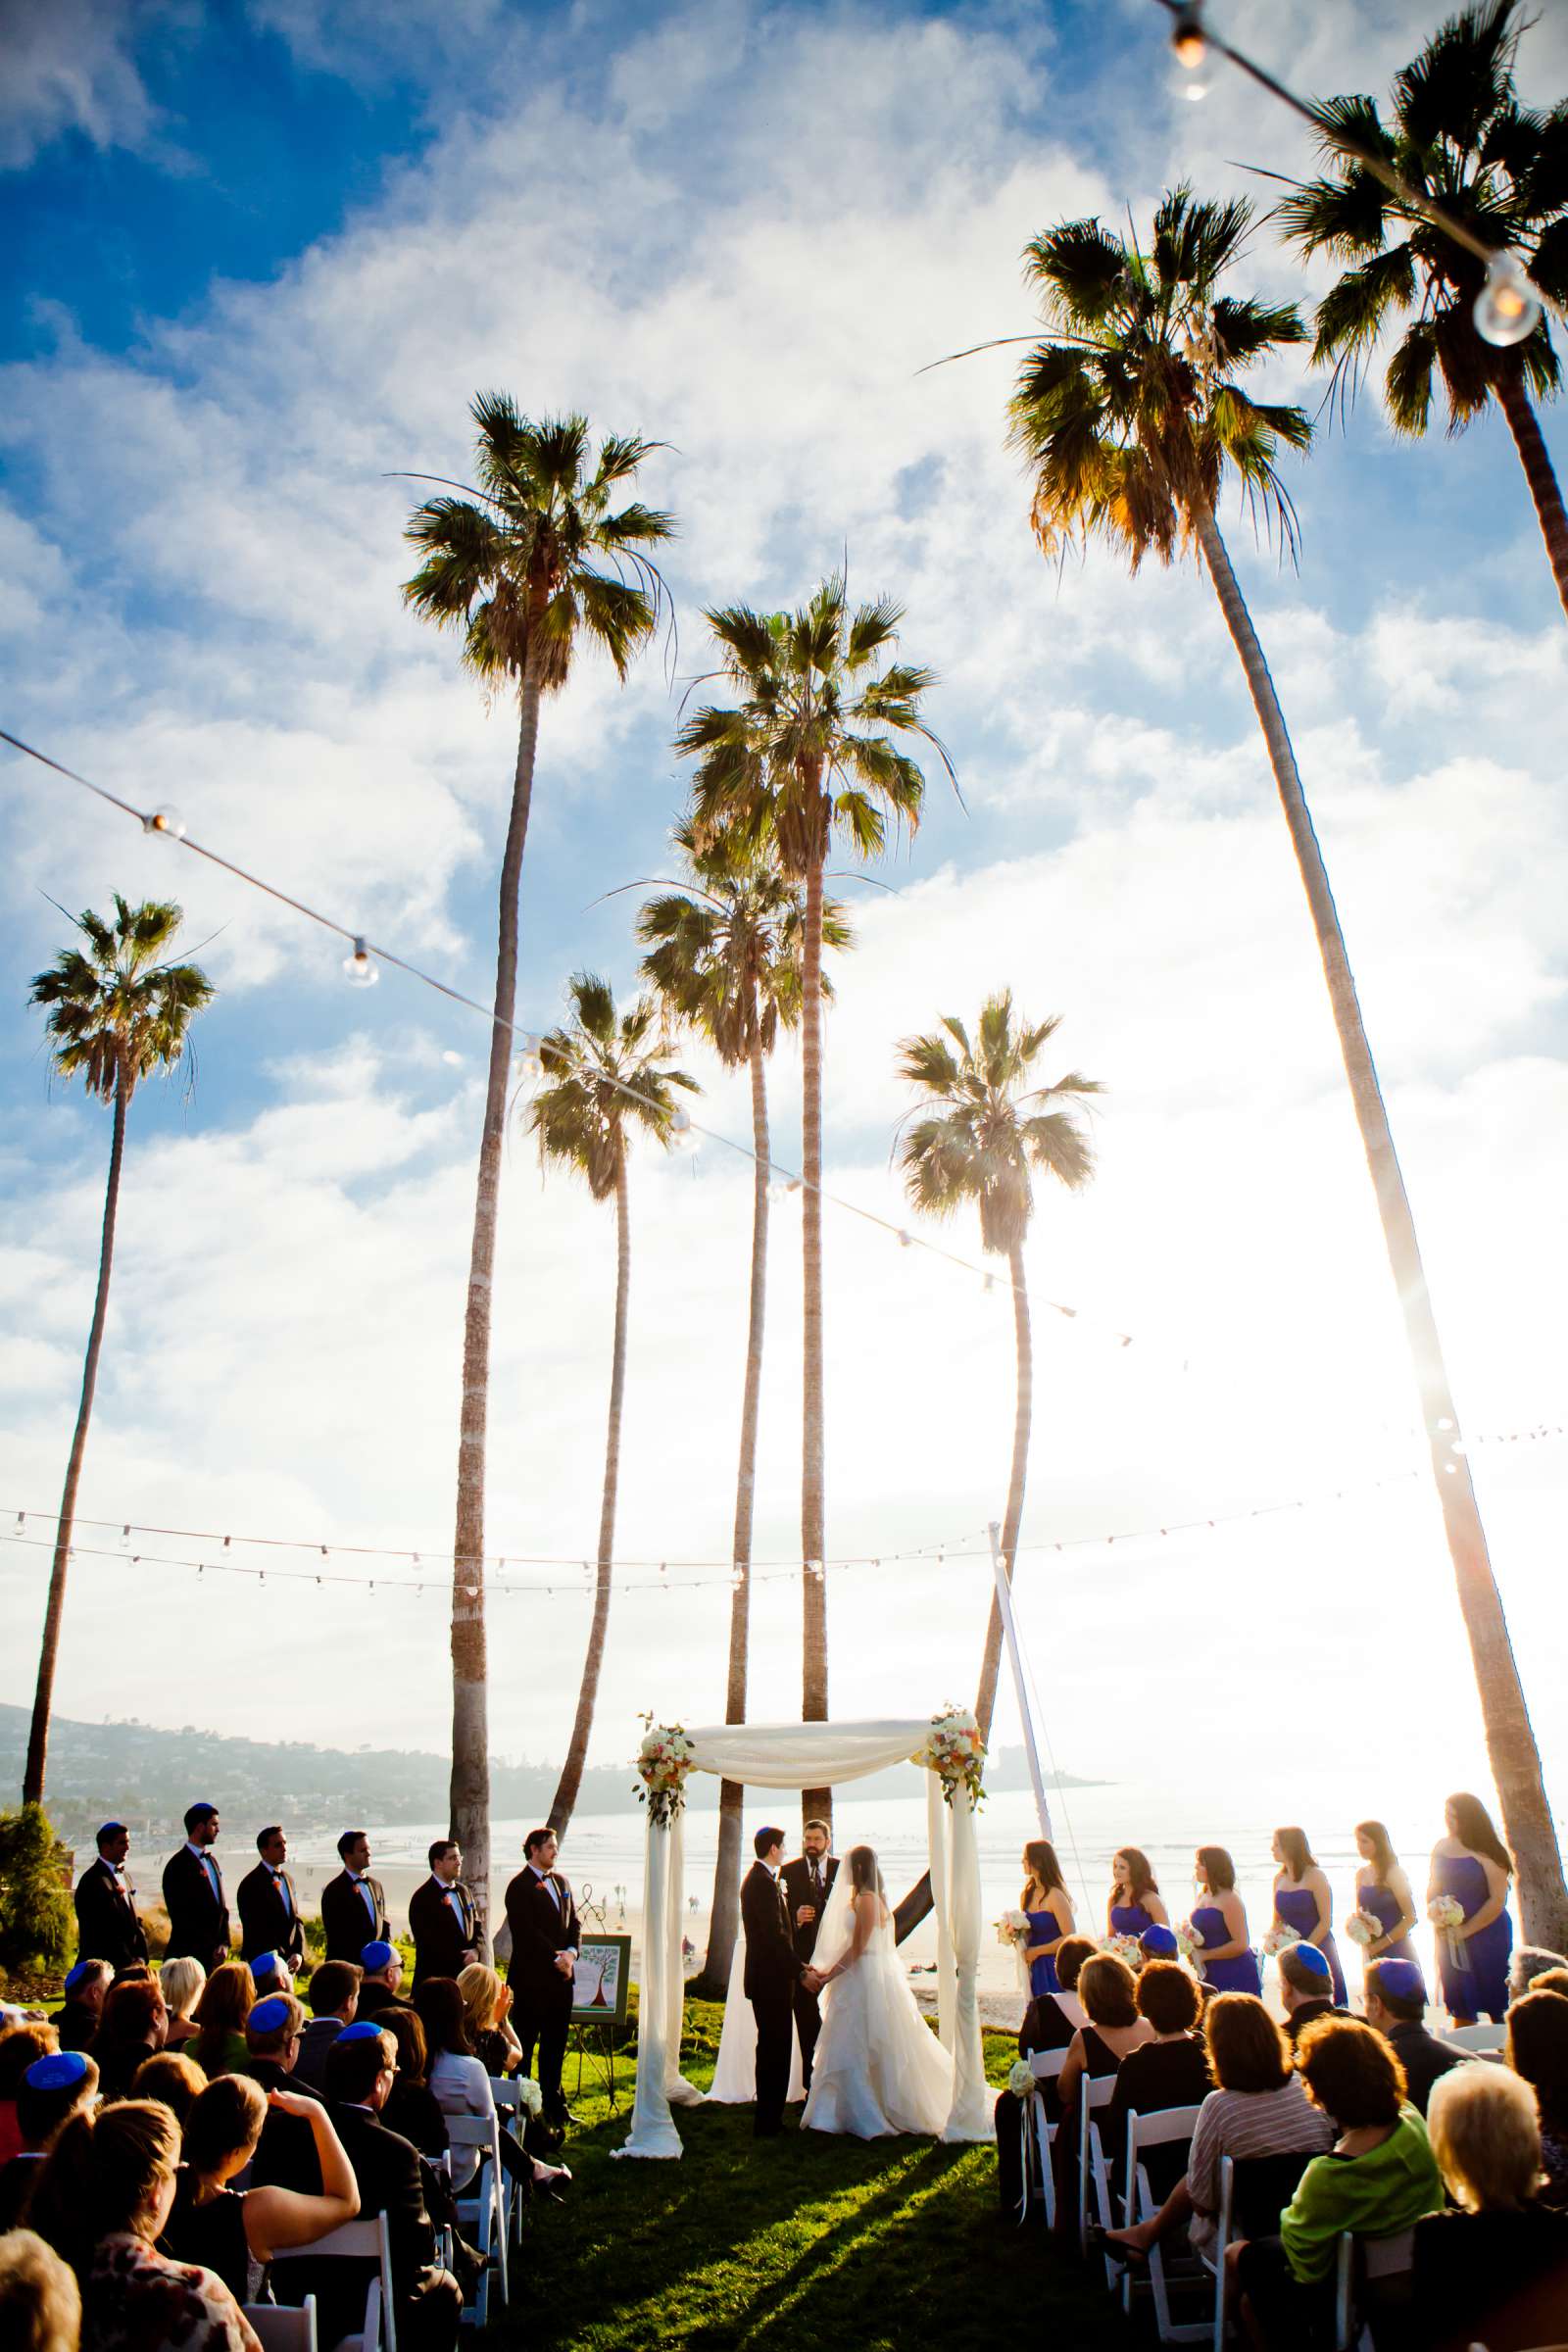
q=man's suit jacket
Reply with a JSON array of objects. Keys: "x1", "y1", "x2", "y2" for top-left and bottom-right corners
[
  {"x1": 356, "y1": 1981, "x2": 409, "y2": 2020},
  {"x1": 781, "y1": 1853, "x2": 840, "y2": 1965},
  {"x1": 741, "y1": 1862, "x2": 802, "y2": 2003},
  {"x1": 409, "y1": 1876, "x2": 484, "y2": 1984},
  {"x1": 162, "y1": 1844, "x2": 230, "y2": 1963},
  {"x1": 272, "y1": 2103, "x2": 439, "y2": 2339},
  {"x1": 320, "y1": 1869, "x2": 387, "y2": 1963},
  {"x1": 74, "y1": 1856, "x2": 148, "y2": 1972},
  {"x1": 292, "y1": 2016, "x2": 345, "y2": 2093},
  {"x1": 237, "y1": 1861, "x2": 307, "y2": 1970},
  {"x1": 503, "y1": 1868, "x2": 579, "y2": 2009}
]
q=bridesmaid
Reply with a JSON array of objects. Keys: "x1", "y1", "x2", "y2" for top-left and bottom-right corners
[
  {"x1": 1190, "y1": 1846, "x2": 1261, "y2": 1994},
  {"x1": 1352, "y1": 1820, "x2": 1423, "y2": 1988},
  {"x1": 1021, "y1": 1838, "x2": 1076, "y2": 1998},
  {"x1": 1270, "y1": 1826, "x2": 1348, "y2": 2007},
  {"x1": 1428, "y1": 1791, "x2": 1514, "y2": 2023},
  {"x1": 1108, "y1": 1846, "x2": 1169, "y2": 1938}
]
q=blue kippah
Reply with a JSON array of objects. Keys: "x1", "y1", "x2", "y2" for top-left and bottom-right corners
[
  {"x1": 64, "y1": 1961, "x2": 94, "y2": 1993},
  {"x1": 1372, "y1": 1958, "x2": 1425, "y2": 2001},
  {"x1": 249, "y1": 1995, "x2": 293, "y2": 2033},
  {"x1": 250, "y1": 1952, "x2": 281, "y2": 1980},
  {"x1": 1140, "y1": 1925, "x2": 1179, "y2": 1957},
  {"x1": 337, "y1": 2020, "x2": 386, "y2": 2044},
  {"x1": 98, "y1": 1821, "x2": 126, "y2": 1840},
  {"x1": 26, "y1": 2050, "x2": 91, "y2": 2090},
  {"x1": 360, "y1": 1940, "x2": 395, "y2": 1971},
  {"x1": 1290, "y1": 1941, "x2": 1331, "y2": 1978}
]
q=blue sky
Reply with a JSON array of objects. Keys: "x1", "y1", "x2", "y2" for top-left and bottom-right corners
[{"x1": 3, "y1": 0, "x2": 1568, "y2": 1831}]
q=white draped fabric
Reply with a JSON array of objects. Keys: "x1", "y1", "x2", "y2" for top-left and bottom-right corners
[{"x1": 615, "y1": 1715, "x2": 992, "y2": 2159}]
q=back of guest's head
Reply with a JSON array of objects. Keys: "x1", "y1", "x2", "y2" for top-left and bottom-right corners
[
  {"x1": 323, "y1": 2026, "x2": 392, "y2": 2106},
  {"x1": 414, "y1": 1976, "x2": 470, "y2": 2057},
  {"x1": 1354, "y1": 1819, "x2": 1396, "y2": 1880},
  {"x1": 17, "y1": 2053, "x2": 98, "y2": 2150},
  {"x1": 1504, "y1": 1988, "x2": 1568, "y2": 2127},
  {"x1": 1137, "y1": 1961, "x2": 1200, "y2": 2034},
  {"x1": 1446, "y1": 1792, "x2": 1512, "y2": 1874},
  {"x1": 1279, "y1": 1945, "x2": 1334, "y2": 2002},
  {"x1": 1196, "y1": 1846, "x2": 1235, "y2": 1893},
  {"x1": 1367, "y1": 1959, "x2": 1426, "y2": 2024},
  {"x1": 129, "y1": 2051, "x2": 205, "y2": 2125},
  {"x1": 1022, "y1": 1839, "x2": 1064, "y2": 1896},
  {"x1": 183, "y1": 2073, "x2": 267, "y2": 2178},
  {"x1": 64, "y1": 1959, "x2": 112, "y2": 2002},
  {"x1": 1274, "y1": 1826, "x2": 1314, "y2": 1879},
  {"x1": 1531, "y1": 1967, "x2": 1568, "y2": 2001},
  {"x1": 1112, "y1": 1847, "x2": 1158, "y2": 1900},
  {"x1": 1055, "y1": 1936, "x2": 1096, "y2": 1993},
  {"x1": 1509, "y1": 1945, "x2": 1568, "y2": 2001},
  {"x1": 1428, "y1": 2061, "x2": 1541, "y2": 2211},
  {"x1": 99, "y1": 1979, "x2": 165, "y2": 2048},
  {"x1": 457, "y1": 1964, "x2": 503, "y2": 2042},
  {"x1": 30, "y1": 2098, "x2": 180, "y2": 2275},
  {"x1": 114, "y1": 1964, "x2": 152, "y2": 1985},
  {"x1": 159, "y1": 1955, "x2": 205, "y2": 2019},
  {"x1": 337, "y1": 1829, "x2": 368, "y2": 1861},
  {"x1": 846, "y1": 1845, "x2": 882, "y2": 1895},
  {"x1": 246, "y1": 1991, "x2": 305, "y2": 2058},
  {"x1": 1205, "y1": 1993, "x2": 1290, "y2": 2093},
  {"x1": 1078, "y1": 1954, "x2": 1139, "y2": 2029},
  {"x1": 192, "y1": 1961, "x2": 253, "y2": 2041},
  {"x1": 523, "y1": 1828, "x2": 555, "y2": 1859},
  {"x1": 0, "y1": 2025, "x2": 60, "y2": 2098},
  {"x1": 380, "y1": 2003, "x2": 428, "y2": 2086},
  {"x1": 1298, "y1": 2015, "x2": 1405, "y2": 2128},
  {"x1": 308, "y1": 1960, "x2": 361, "y2": 2019},
  {"x1": 0, "y1": 2229, "x2": 80, "y2": 2352},
  {"x1": 753, "y1": 1827, "x2": 784, "y2": 1860}
]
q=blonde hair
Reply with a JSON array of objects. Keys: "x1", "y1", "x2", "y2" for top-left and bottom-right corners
[
  {"x1": 1427, "y1": 2062, "x2": 1542, "y2": 2210},
  {"x1": 0, "y1": 2230, "x2": 81, "y2": 2352},
  {"x1": 159, "y1": 1955, "x2": 206, "y2": 2018},
  {"x1": 458, "y1": 1962, "x2": 504, "y2": 2040}
]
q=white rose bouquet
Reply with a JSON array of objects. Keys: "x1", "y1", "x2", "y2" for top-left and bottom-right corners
[
  {"x1": 1099, "y1": 1932, "x2": 1144, "y2": 1971},
  {"x1": 514, "y1": 2077, "x2": 543, "y2": 2118},
  {"x1": 1429, "y1": 1892, "x2": 1471, "y2": 1973},
  {"x1": 915, "y1": 1705, "x2": 987, "y2": 1809},
  {"x1": 997, "y1": 1908, "x2": 1032, "y2": 1951},
  {"x1": 1175, "y1": 1921, "x2": 1205, "y2": 1971},
  {"x1": 1343, "y1": 1909, "x2": 1383, "y2": 1949},
  {"x1": 636, "y1": 1722, "x2": 697, "y2": 1826},
  {"x1": 1260, "y1": 1922, "x2": 1302, "y2": 1960},
  {"x1": 1007, "y1": 2058, "x2": 1037, "y2": 2098}
]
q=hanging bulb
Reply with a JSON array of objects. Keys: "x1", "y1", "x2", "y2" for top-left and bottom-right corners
[
  {"x1": 1170, "y1": 2, "x2": 1209, "y2": 98},
  {"x1": 515, "y1": 1033, "x2": 544, "y2": 1084},
  {"x1": 143, "y1": 807, "x2": 187, "y2": 840},
  {"x1": 120, "y1": 1524, "x2": 131, "y2": 1548},
  {"x1": 668, "y1": 1106, "x2": 696, "y2": 1152},
  {"x1": 897, "y1": 1230, "x2": 912, "y2": 1250},
  {"x1": 14, "y1": 1511, "x2": 23, "y2": 1530},
  {"x1": 766, "y1": 1177, "x2": 788, "y2": 1204},
  {"x1": 343, "y1": 937, "x2": 379, "y2": 989},
  {"x1": 1474, "y1": 253, "x2": 1542, "y2": 348}
]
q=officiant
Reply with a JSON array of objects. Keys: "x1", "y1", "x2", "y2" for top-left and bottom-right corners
[{"x1": 782, "y1": 1819, "x2": 838, "y2": 2087}]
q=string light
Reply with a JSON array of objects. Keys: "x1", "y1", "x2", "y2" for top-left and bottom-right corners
[
  {"x1": 1169, "y1": 1, "x2": 1209, "y2": 99},
  {"x1": 514, "y1": 1034, "x2": 544, "y2": 1084},
  {"x1": 142, "y1": 807, "x2": 186, "y2": 839},
  {"x1": 342, "y1": 937, "x2": 379, "y2": 989},
  {"x1": 1474, "y1": 254, "x2": 1542, "y2": 348}
]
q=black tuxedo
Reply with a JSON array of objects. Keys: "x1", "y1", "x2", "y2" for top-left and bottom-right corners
[
  {"x1": 780, "y1": 1852, "x2": 839, "y2": 2086},
  {"x1": 272, "y1": 2103, "x2": 459, "y2": 2352},
  {"x1": 237, "y1": 1861, "x2": 307, "y2": 1971},
  {"x1": 409, "y1": 1876, "x2": 484, "y2": 1984},
  {"x1": 741, "y1": 1861, "x2": 801, "y2": 2132},
  {"x1": 321, "y1": 1869, "x2": 387, "y2": 1963},
  {"x1": 504, "y1": 1866, "x2": 579, "y2": 2123},
  {"x1": 162, "y1": 1843, "x2": 230, "y2": 1964},
  {"x1": 74, "y1": 1856, "x2": 148, "y2": 1972},
  {"x1": 356, "y1": 1980, "x2": 410, "y2": 2021}
]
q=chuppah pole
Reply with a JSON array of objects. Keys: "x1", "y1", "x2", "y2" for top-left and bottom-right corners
[{"x1": 988, "y1": 1521, "x2": 1053, "y2": 1840}]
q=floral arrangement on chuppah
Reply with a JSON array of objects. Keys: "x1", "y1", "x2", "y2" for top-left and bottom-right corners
[
  {"x1": 915, "y1": 1704, "x2": 986, "y2": 1807},
  {"x1": 635, "y1": 1722, "x2": 697, "y2": 1827}
]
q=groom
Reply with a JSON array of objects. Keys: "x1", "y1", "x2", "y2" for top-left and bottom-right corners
[
  {"x1": 741, "y1": 1826, "x2": 803, "y2": 2136},
  {"x1": 781, "y1": 1819, "x2": 838, "y2": 2088}
]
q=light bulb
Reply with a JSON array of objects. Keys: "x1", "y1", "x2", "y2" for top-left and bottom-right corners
[
  {"x1": 120, "y1": 1524, "x2": 130, "y2": 1548},
  {"x1": 668, "y1": 1106, "x2": 696, "y2": 1152},
  {"x1": 515, "y1": 1034, "x2": 543, "y2": 1084},
  {"x1": 143, "y1": 807, "x2": 187, "y2": 840},
  {"x1": 342, "y1": 937, "x2": 379, "y2": 988},
  {"x1": 1474, "y1": 253, "x2": 1541, "y2": 348},
  {"x1": 1170, "y1": 2, "x2": 1209, "y2": 98},
  {"x1": 898, "y1": 1229, "x2": 912, "y2": 1250}
]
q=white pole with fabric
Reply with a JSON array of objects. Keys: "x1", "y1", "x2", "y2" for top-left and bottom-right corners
[
  {"x1": 613, "y1": 1807, "x2": 683, "y2": 2158},
  {"x1": 989, "y1": 1519, "x2": 1053, "y2": 1840},
  {"x1": 941, "y1": 1781, "x2": 993, "y2": 2141}
]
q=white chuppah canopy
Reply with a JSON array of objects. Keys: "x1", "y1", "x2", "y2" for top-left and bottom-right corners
[{"x1": 616, "y1": 1716, "x2": 993, "y2": 2159}]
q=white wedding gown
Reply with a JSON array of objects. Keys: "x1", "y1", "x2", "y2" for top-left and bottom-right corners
[{"x1": 801, "y1": 1875, "x2": 955, "y2": 2138}]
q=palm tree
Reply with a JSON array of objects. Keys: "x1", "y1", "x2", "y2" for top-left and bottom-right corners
[
  {"x1": 1010, "y1": 185, "x2": 1567, "y2": 1944},
  {"x1": 403, "y1": 399, "x2": 673, "y2": 1926},
  {"x1": 1275, "y1": 0, "x2": 1568, "y2": 620},
  {"x1": 678, "y1": 582, "x2": 950, "y2": 1825},
  {"x1": 638, "y1": 823, "x2": 851, "y2": 1989},
  {"x1": 898, "y1": 994, "x2": 1099, "y2": 1736},
  {"x1": 24, "y1": 898, "x2": 213, "y2": 1803},
  {"x1": 529, "y1": 973, "x2": 699, "y2": 1835}
]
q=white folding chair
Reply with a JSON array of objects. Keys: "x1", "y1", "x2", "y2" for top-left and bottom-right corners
[
  {"x1": 1442, "y1": 2022, "x2": 1506, "y2": 2053},
  {"x1": 1023, "y1": 2047, "x2": 1069, "y2": 2229},
  {"x1": 1077, "y1": 2072, "x2": 1119, "y2": 2259},
  {"x1": 1200, "y1": 2149, "x2": 1318, "y2": 2352},
  {"x1": 445, "y1": 2112, "x2": 509, "y2": 2323},
  {"x1": 488, "y1": 2079, "x2": 530, "y2": 2247},
  {"x1": 271, "y1": 2212, "x2": 395, "y2": 2352},
  {"x1": 1118, "y1": 2106, "x2": 1205, "y2": 2341},
  {"x1": 244, "y1": 2301, "x2": 318, "y2": 2352},
  {"x1": 1333, "y1": 2225, "x2": 1416, "y2": 2352}
]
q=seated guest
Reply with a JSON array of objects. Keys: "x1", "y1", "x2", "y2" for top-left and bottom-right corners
[
  {"x1": 158, "y1": 1957, "x2": 206, "y2": 2052},
  {"x1": 188, "y1": 1962, "x2": 255, "y2": 2080},
  {"x1": 1057, "y1": 1953, "x2": 1152, "y2": 2120},
  {"x1": 28, "y1": 2097, "x2": 259, "y2": 2351},
  {"x1": 164, "y1": 2073, "x2": 360, "y2": 2305},
  {"x1": 247, "y1": 1953, "x2": 288, "y2": 2001},
  {"x1": 74, "y1": 1820, "x2": 149, "y2": 1977},
  {"x1": 292, "y1": 1962, "x2": 360, "y2": 2093},
  {"x1": 379, "y1": 2006, "x2": 449, "y2": 2162},
  {"x1": 54, "y1": 1961, "x2": 112, "y2": 2054},
  {"x1": 1107, "y1": 1962, "x2": 1211, "y2": 2204},
  {"x1": 238, "y1": 1994, "x2": 318, "y2": 2100},
  {"x1": 356, "y1": 1942, "x2": 407, "y2": 2019},
  {"x1": 1413, "y1": 2060, "x2": 1568, "y2": 2352},
  {"x1": 0, "y1": 2228, "x2": 81, "y2": 2352},
  {"x1": 1234, "y1": 2017, "x2": 1443, "y2": 2349},
  {"x1": 1364, "y1": 1957, "x2": 1464, "y2": 2116},
  {"x1": 1508, "y1": 1944, "x2": 1568, "y2": 2004},
  {"x1": 1504, "y1": 1987, "x2": 1568, "y2": 2205},
  {"x1": 271, "y1": 2023, "x2": 462, "y2": 2352},
  {"x1": 457, "y1": 1964, "x2": 522, "y2": 2079},
  {"x1": 993, "y1": 1934, "x2": 1096, "y2": 2214},
  {"x1": 1138, "y1": 1923, "x2": 1181, "y2": 1967},
  {"x1": 90, "y1": 1980, "x2": 168, "y2": 2102},
  {"x1": 1108, "y1": 1992, "x2": 1334, "y2": 2263},
  {"x1": 129, "y1": 2051, "x2": 206, "y2": 2128},
  {"x1": 416, "y1": 1977, "x2": 568, "y2": 2201},
  {"x1": 0, "y1": 2052, "x2": 100, "y2": 2231},
  {"x1": 1531, "y1": 1966, "x2": 1568, "y2": 2000},
  {"x1": 1278, "y1": 1943, "x2": 1348, "y2": 2046},
  {"x1": 0, "y1": 2026, "x2": 61, "y2": 2164}
]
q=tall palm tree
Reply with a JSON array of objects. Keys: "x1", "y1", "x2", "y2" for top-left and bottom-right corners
[
  {"x1": 1010, "y1": 185, "x2": 1567, "y2": 1944},
  {"x1": 24, "y1": 898, "x2": 213, "y2": 1803},
  {"x1": 638, "y1": 823, "x2": 851, "y2": 1990},
  {"x1": 1275, "y1": 0, "x2": 1568, "y2": 620},
  {"x1": 678, "y1": 582, "x2": 950, "y2": 1825},
  {"x1": 529, "y1": 973, "x2": 698, "y2": 1835},
  {"x1": 898, "y1": 994, "x2": 1099, "y2": 1737},
  {"x1": 403, "y1": 399, "x2": 673, "y2": 1925}
]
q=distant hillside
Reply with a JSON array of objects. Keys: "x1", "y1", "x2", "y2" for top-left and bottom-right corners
[{"x1": 0, "y1": 1704, "x2": 1101, "y2": 1842}]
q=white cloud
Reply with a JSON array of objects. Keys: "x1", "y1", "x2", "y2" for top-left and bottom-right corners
[{"x1": 0, "y1": 0, "x2": 176, "y2": 171}]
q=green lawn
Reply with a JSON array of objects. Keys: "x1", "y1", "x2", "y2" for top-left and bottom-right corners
[{"x1": 492, "y1": 2000, "x2": 1127, "y2": 2352}]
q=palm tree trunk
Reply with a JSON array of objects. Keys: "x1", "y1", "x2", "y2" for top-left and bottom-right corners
[
  {"x1": 697, "y1": 1038, "x2": 771, "y2": 1994},
  {"x1": 24, "y1": 1060, "x2": 130, "y2": 1805},
  {"x1": 800, "y1": 848, "x2": 830, "y2": 1828},
  {"x1": 450, "y1": 650, "x2": 544, "y2": 1937},
  {"x1": 1493, "y1": 362, "x2": 1568, "y2": 624},
  {"x1": 548, "y1": 1152, "x2": 632, "y2": 1834},
  {"x1": 1193, "y1": 495, "x2": 1568, "y2": 1947}
]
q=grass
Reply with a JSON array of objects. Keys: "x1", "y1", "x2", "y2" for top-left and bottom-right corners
[{"x1": 489, "y1": 1998, "x2": 1125, "y2": 2352}]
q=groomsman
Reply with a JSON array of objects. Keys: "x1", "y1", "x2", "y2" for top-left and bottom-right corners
[
  {"x1": 320, "y1": 1830, "x2": 387, "y2": 1963},
  {"x1": 504, "y1": 1829, "x2": 579, "y2": 2131},
  {"x1": 409, "y1": 1840, "x2": 483, "y2": 1984},
  {"x1": 742, "y1": 1826, "x2": 802, "y2": 2136},
  {"x1": 74, "y1": 1822, "x2": 148, "y2": 1971},
  {"x1": 782, "y1": 1819, "x2": 838, "y2": 2087},
  {"x1": 238, "y1": 1826, "x2": 307, "y2": 1975},
  {"x1": 163, "y1": 1802, "x2": 231, "y2": 1967}
]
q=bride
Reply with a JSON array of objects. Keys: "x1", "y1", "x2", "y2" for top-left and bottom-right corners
[{"x1": 801, "y1": 1843, "x2": 955, "y2": 2138}]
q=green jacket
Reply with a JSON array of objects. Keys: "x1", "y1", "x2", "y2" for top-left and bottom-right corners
[{"x1": 1280, "y1": 2107, "x2": 1443, "y2": 2282}]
